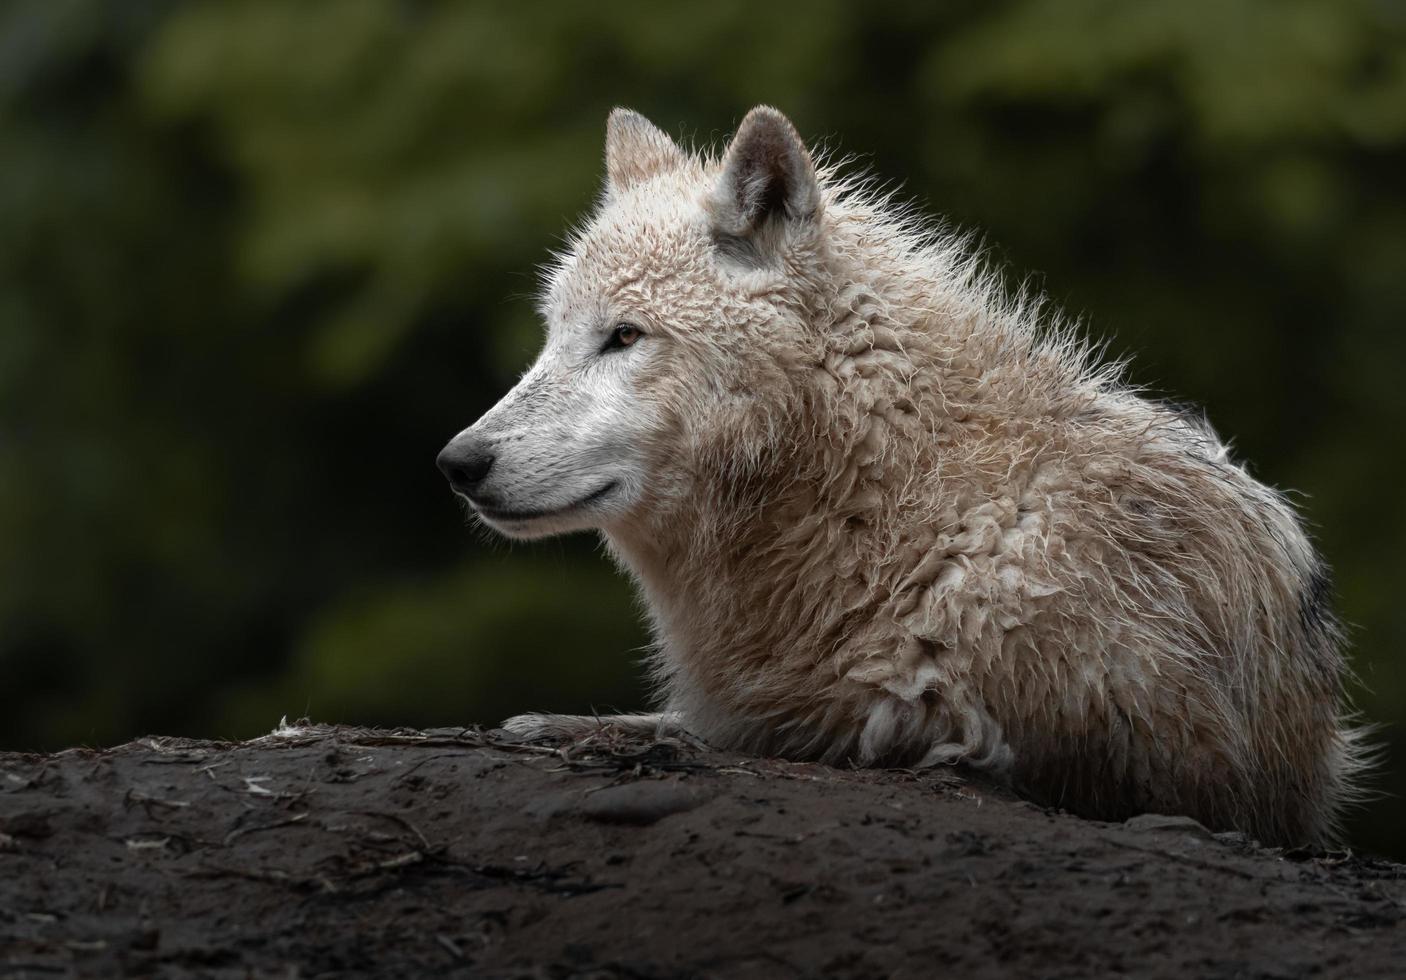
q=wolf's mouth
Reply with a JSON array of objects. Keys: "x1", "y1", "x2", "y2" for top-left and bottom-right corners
[{"x1": 471, "y1": 481, "x2": 618, "y2": 523}]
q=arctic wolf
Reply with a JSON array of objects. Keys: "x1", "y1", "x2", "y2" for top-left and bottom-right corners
[{"x1": 437, "y1": 106, "x2": 1366, "y2": 845}]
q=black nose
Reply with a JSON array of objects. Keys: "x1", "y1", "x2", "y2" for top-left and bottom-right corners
[{"x1": 436, "y1": 438, "x2": 495, "y2": 496}]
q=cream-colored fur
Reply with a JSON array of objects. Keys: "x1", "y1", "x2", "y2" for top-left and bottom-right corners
[{"x1": 444, "y1": 106, "x2": 1368, "y2": 845}]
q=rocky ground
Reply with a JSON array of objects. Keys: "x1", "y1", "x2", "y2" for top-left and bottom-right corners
[{"x1": 1, "y1": 723, "x2": 1403, "y2": 979}]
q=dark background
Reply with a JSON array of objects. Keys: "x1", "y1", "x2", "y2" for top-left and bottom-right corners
[{"x1": 2, "y1": 1, "x2": 1402, "y2": 857}]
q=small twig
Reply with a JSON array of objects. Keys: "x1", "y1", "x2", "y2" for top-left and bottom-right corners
[
  {"x1": 435, "y1": 934, "x2": 466, "y2": 960},
  {"x1": 350, "y1": 810, "x2": 433, "y2": 852},
  {"x1": 374, "y1": 851, "x2": 423, "y2": 872},
  {"x1": 197, "y1": 761, "x2": 231, "y2": 780},
  {"x1": 222, "y1": 811, "x2": 310, "y2": 846},
  {"x1": 123, "y1": 837, "x2": 171, "y2": 852},
  {"x1": 125, "y1": 789, "x2": 191, "y2": 811},
  {"x1": 237, "y1": 775, "x2": 307, "y2": 802},
  {"x1": 243, "y1": 776, "x2": 275, "y2": 796}
]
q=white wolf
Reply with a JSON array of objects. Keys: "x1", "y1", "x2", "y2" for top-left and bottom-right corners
[{"x1": 437, "y1": 106, "x2": 1367, "y2": 845}]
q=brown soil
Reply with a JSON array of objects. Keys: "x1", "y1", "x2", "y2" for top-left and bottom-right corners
[{"x1": 1, "y1": 723, "x2": 1402, "y2": 979}]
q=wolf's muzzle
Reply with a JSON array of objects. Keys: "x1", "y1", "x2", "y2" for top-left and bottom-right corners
[{"x1": 436, "y1": 437, "x2": 495, "y2": 497}]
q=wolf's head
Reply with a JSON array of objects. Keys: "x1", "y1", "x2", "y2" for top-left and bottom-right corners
[{"x1": 438, "y1": 106, "x2": 832, "y2": 541}]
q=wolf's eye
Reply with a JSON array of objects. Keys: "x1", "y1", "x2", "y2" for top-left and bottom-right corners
[{"x1": 603, "y1": 322, "x2": 644, "y2": 352}]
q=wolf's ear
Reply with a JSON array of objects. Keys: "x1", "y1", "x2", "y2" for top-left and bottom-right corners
[
  {"x1": 707, "y1": 106, "x2": 821, "y2": 254},
  {"x1": 606, "y1": 108, "x2": 685, "y2": 193}
]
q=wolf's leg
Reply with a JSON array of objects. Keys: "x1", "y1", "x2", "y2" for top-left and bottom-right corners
[{"x1": 498, "y1": 711, "x2": 685, "y2": 742}]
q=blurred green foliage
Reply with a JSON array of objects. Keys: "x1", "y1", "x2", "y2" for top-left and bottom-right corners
[{"x1": 1, "y1": 0, "x2": 1402, "y2": 854}]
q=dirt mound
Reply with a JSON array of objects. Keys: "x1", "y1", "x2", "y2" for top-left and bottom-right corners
[{"x1": 1, "y1": 724, "x2": 1402, "y2": 978}]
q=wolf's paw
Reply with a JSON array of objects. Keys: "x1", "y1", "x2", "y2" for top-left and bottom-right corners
[
  {"x1": 499, "y1": 712, "x2": 603, "y2": 742},
  {"x1": 498, "y1": 711, "x2": 685, "y2": 744}
]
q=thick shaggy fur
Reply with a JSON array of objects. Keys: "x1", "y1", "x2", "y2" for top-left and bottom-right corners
[{"x1": 441, "y1": 107, "x2": 1368, "y2": 845}]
